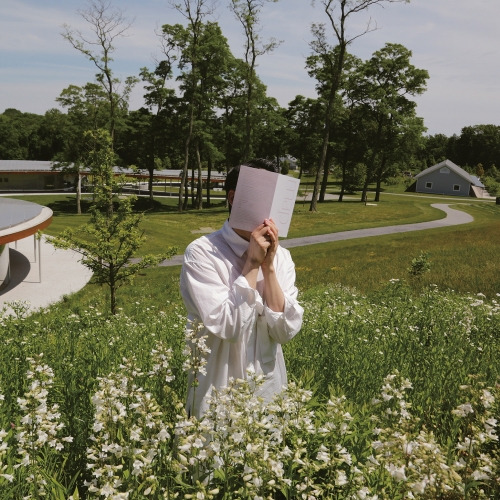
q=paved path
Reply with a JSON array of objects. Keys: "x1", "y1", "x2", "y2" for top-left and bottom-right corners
[
  {"x1": 0, "y1": 235, "x2": 93, "y2": 315},
  {"x1": 281, "y1": 203, "x2": 473, "y2": 248},
  {"x1": 0, "y1": 203, "x2": 474, "y2": 313}
]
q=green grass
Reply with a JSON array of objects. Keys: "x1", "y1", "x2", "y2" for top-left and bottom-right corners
[
  {"x1": 5, "y1": 192, "x2": 500, "y2": 302},
  {"x1": 2, "y1": 190, "x2": 499, "y2": 498},
  {"x1": 292, "y1": 202, "x2": 500, "y2": 297}
]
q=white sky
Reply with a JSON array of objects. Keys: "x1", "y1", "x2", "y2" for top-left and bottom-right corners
[{"x1": 1, "y1": 0, "x2": 499, "y2": 137}]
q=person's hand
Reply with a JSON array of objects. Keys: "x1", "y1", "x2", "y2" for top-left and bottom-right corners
[
  {"x1": 261, "y1": 218, "x2": 279, "y2": 273},
  {"x1": 246, "y1": 221, "x2": 273, "y2": 267}
]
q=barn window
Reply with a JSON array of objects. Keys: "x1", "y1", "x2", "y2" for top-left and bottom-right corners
[
  {"x1": 453, "y1": 184, "x2": 460, "y2": 191},
  {"x1": 425, "y1": 182, "x2": 432, "y2": 189}
]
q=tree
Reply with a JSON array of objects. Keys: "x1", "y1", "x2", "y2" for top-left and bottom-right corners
[
  {"x1": 55, "y1": 82, "x2": 111, "y2": 213},
  {"x1": 137, "y1": 46, "x2": 179, "y2": 203},
  {"x1": 308, "y1": 0, "x2": 410, "y2": 212},
  {"x1": 285, "y1": 96, "x2": 325, "y2": 179},
  {"x1": 0, "y1": 109, "x2": 44, "y2": 160},
  {"x1": 229, "y1": 0, "x2": 281, "y2": 161},
  {"x1": 162, "y1": 1, "x2": 234, "y2": 210},
  {"x1": 50, "y1": 129, "x2": 175, "y2": 315},
  {"x1": 162, "y1": 0, "x2": 216, "y2": 211},
  {"x1": 355, "y1": 43, "x2": 428, "y2": 201},
  {"x1": 455, "y1": 125, "x2": 500, "y2": 172},
  {"x1": 61, "y1": 0, "x2": 137, "y2": 143}
]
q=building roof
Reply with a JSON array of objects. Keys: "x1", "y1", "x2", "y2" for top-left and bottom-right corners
[
  {"x1": 0, "y1": 160, "x2": 226, "y2": 180},
  {"x1": 415, "y1": 159, "x2": 485, "y2": 188},
  {"x1": 0, "y1": 160, "x2": 55, "y2": 172}
]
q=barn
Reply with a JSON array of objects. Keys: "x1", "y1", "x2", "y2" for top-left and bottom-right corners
[{"x1": 411, "y1": 159, "x2": 488, "y2": 198}]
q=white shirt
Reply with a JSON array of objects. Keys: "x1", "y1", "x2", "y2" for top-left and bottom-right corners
[{"x1": 180, "y1": 220, "x2": 304, "y2": 418}]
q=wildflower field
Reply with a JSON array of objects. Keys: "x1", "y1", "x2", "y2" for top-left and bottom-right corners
[{"x1": 1, "y1": 280, "x2": 499, "y2": 499}]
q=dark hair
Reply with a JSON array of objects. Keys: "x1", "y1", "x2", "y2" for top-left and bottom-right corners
[{"x1": 224, "y1": 158, "x2": 279, "y2": 194}]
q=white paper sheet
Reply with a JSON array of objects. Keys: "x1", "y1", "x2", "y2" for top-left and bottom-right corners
[{"x1": 229, "y1": 166, "x2": 300, "y2": 237}]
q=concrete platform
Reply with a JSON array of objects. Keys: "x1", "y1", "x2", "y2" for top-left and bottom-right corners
[{"x1": 0, "y1": 235, "x2": 93, "y2": 316}]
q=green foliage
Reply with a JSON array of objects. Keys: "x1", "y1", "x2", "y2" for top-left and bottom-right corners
[
  {"x1": 0, "y1": 283, "x2": 498, "y2": 498},
  {"x1": 408, "y1": 251, "x2": 431, "y2": 277},
  {"x1": 50, "y1": 129, "x2": 176, "y2": 314}
]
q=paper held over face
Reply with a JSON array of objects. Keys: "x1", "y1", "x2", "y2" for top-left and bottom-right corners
[{"x1": 229, "y1": 166, "x2": 300, "y2": 237}]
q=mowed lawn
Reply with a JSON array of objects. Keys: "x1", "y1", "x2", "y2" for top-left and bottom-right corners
[{"x1": 8, "y1": 191, "x2": 498, "y2": 310}]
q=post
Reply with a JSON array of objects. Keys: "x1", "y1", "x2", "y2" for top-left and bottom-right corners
[{"x1": 38, "y1": 235, "x2": 42, "y2": 283}]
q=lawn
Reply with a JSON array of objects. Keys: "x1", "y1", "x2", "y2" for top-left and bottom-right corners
[{"x1": 9, "y1": 190, "x2": 498, "y2": 299}]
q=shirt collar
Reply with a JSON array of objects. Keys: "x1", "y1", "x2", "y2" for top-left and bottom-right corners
[{"x1": 221, "y1": 219, "x2": 249, "y2": 258}]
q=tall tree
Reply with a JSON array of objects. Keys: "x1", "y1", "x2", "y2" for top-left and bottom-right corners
[
  {"x1": 55, "y1": 82, "x2": 111, "y2": 213},
  {"x1": 285, "y1": 96, "x2": 325, "y2": 179},
  {"x1": 229, "y1": 0, "x2": 281, "y2": 161},
  {"x1": 308, "y1": 0, "x2": 410, "y2": 212},
  {"x1": 163, "y1": 0, "x2": 215, "y2": 211},
  {"x1": 61, "y1": 0, "x2": 137, "y2": 144},
  {"x1": 356, "y1": 43, "x2": 428, "y2": 201},
  {"x1": 138, "y1": 54, "x2": 178, "y2": 202}
]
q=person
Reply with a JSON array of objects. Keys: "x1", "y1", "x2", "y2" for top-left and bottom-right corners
[{"x1": 180, "y1": 158, "x2": 304, "y2": 418}]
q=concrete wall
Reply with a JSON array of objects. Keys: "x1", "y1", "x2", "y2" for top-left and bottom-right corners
[{"x1": 416, "y1": 167, "x2": 470, "y2": 196}]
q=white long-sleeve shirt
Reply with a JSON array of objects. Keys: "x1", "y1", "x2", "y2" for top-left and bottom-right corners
[{"x1": 180, "y1": 220, "x2": 304, "y2": 418}]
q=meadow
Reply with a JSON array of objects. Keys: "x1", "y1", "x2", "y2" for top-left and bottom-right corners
[{"x1": 0, "y1": 189, "x2": 499, "y2": 498}]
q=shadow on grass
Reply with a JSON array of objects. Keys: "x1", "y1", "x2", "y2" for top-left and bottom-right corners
[{"x1": 45, "y1": 196, "x2": 228, "y2": 216}]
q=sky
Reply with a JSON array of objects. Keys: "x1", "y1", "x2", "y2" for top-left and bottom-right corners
[{"x1": 1, "y1": 0, "x2": 500, "y2": 137}]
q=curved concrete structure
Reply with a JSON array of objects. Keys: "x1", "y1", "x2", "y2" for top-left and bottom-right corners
[{"x1": 0, "y1": 199, "x2": 53, "y2": 289}]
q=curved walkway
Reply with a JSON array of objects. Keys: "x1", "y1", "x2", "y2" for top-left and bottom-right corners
[
  {"x1": 280, "y1": 203, "x2": 473, "y2": 249},
  {"x1": 0, "y1": 235, "x2": 93, "y2": 315},
  {"x1": 0, "y1": 203, "x2": 473, "y2": 313}
]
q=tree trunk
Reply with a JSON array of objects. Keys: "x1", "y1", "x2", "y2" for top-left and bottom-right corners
[
  {"x1": 375, "y1": 178, "x2": 382, "y2": 202},
  {"x1": 339, "y1": 162, "x2": 346, "y2": 202},
  {"x1": 206, "y1": 156, "x2": 212, "y2": 207},
  {"x1": 77, "y1": 173, "x2": 82, "y2": 214},
  {"x1": 309, "y1": 43, "x2": 346, "y2": 211},
  {"x1": 148, "y1": 167, "x2": 154, "y2": 203},
  {"x1": 310, "y1": 128, "x2": 330, "y2": 212},
  {"x1": 109, "y1": 265, "x2": 116, "y2": 315},
  {"x1": 319, "y1": 151, "x2": 330, "y2": 202},
  {"x1": 195, "y1": 144, "x2": 203, "y2": 210},
  {"x1": 179, "y1": 105, "x2": 194, "y2": 212},
  {"x1": 361, "y1": 177, "x2": 369, "y2": 203}
]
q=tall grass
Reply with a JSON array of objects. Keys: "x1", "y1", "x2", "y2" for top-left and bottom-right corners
[{"x1": 1, "y1": 282, "x2": 498, "y2": 498}]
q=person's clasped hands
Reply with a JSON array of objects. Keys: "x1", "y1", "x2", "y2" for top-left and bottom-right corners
[{"x1": 247, "y1": 218, "x2": 279, "y2": 268}]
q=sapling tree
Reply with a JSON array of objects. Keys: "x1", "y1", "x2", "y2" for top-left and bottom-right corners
[
  {"x1": 50, "y1": 129, "x2": 176, "y2": 315},
  {"x1": 408, "y1": 251, "x2": 431, "y2": 278}
]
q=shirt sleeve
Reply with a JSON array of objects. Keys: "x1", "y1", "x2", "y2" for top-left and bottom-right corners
[
  {"x1": 180, "y1": 248, "x2": 262, "y2": 343},
  {"x1": 263, "y1": 248, "x2": 304, "y2": 344}
]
